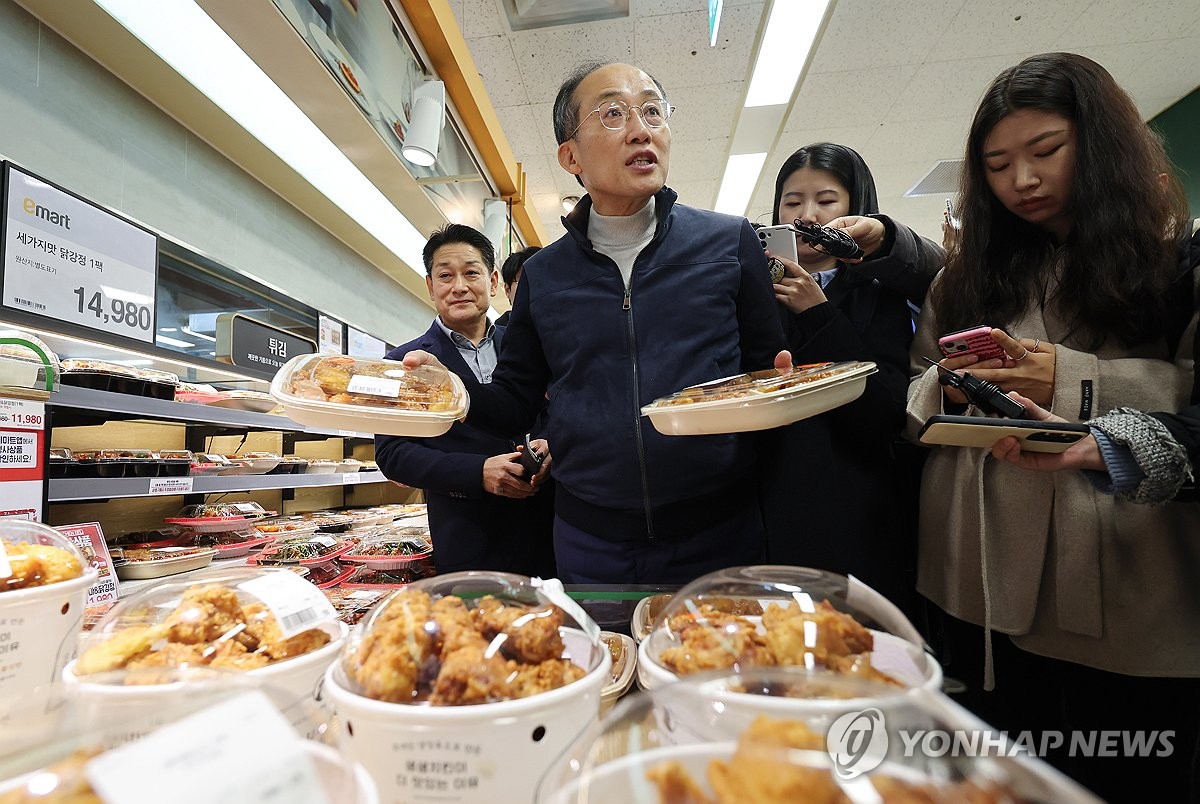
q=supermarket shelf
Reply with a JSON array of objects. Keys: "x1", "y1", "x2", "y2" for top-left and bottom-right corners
[
  {"x1": 49, "y1": 471, "x2": 390, "y2": 501},
  {"x1": 47, "y1": 385, "x2": 372, "y2": 438}
]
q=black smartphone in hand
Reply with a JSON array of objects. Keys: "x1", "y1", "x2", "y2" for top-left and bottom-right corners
[{"x1": 518, "y1": 433, "x2": 544, "y2": 480}]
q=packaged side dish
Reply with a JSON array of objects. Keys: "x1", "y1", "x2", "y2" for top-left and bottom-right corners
[
  {"x1": 641, "y1": 361, "x2": 877, "y2": 435},
  {"x1": 0, "y1": 331, "x2": 59, "y2": 399},
  {"x1": 271, "y1": 354, "x2": 468, "y2": 437}
]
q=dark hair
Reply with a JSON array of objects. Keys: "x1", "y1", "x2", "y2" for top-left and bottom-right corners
[
  {"x1": 933, "y1": 52, "x2": 1190, "y2": 349},
  {"x1": 771, "y1": 143, "x2": 880, "y2": 224},
  {"x1": 501, "y1": 246, "x2": 541, "y2": 288},
  {"x1": 422, "y1": 223, "x2": 495, "y2": 276}
]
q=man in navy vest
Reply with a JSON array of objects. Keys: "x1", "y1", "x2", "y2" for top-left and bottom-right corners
[{"x1": 375, "y1": 224, "x2": 554, "y2": 576}]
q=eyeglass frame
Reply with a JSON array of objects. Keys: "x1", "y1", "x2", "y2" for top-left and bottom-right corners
[{"x1": 567, "y1": 98, "x2": 676, "y2": 140}]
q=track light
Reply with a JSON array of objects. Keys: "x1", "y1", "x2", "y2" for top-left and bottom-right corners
[
  {"x1": 561, "y1": 195, "x2": 580, "y2": 213},
  {"x1": 402, "y1": 80, "x2": 445, "y2": 167},
  {"x1": 482, "y1": 198, "x2": 508, "y2": 257}
]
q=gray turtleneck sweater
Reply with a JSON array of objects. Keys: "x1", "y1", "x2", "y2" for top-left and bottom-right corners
[{"x1": 588, "y1": 197, "x2": 657, "y2": 288}]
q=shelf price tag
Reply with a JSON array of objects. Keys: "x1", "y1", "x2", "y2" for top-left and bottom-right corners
[
  {"x1": 0, "y1": 398, "x2": 45, "y2": 522},
  {"x1": 2, "y1": 164, "x2": 158, "y2": 344},
  {"x1": 148, "y1": 476, "x2": 194, "y2": 495},
  {"x1": 342, "y1": 472, "x2": 363, "y2": 484}
]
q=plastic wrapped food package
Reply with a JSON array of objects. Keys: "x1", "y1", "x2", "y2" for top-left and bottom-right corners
[
  {"x1": 637, "y1": 566, "x2": 940, "y2": 698},
  {"x1": 164, "y1": 502, "x2": 274, "y2": 532},
  {"x1": 641, "y1": 361, "x2": 877, "y2": 435},
  {"x1": 339, "y1": 563, "x2": 431, "y2": 590},
  {"x1": 250, "y1": 534, "x2": 352, "y2": 566},
  {"x1": 324, "y1": 572, "x2": 610, "y2": 804},
  {"x1": 270, "y1": 354, "x2": 468, "y2": 436},
  {"x1": 0, "y1": 521, "x2": 97, "y2": 756},
  {"x1": 110, "y1": 546, "x2": 217, "y2": 580},
  {"x1": 0, "y1": 330, "x2": 59, "y2": 399},
  {"x1": 106, "y1": 527, "x2": 184, "y2": 549},
  {"x1": 253, "y1": 517, "x2": 321, "y2": 537},
  {"x1": 538, "y1": 666, "x2": 1098, "y2": 804},
  {"x1": 341, "y1": 533, "x2": 430, "y2": 569}
]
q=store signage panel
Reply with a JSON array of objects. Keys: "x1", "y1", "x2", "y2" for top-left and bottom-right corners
[
  {"x1": 318, "y1": 313, "x2": 344, "y2": 354},
  {"x1": 216, "y1": 312, "x2": 315, "y2": 371},
  {"x1": 55, "y1": 522, "x2": 119, "y2": 607},
  {"x1": 1, "y1": 163, "x2": 158, "y2": 344},
  {"x1": 346, "y1": 325, "x2": 385, "y2": 358},
  {"x1": 0, "y1": 398, "x2": 45, "y2": 522}
]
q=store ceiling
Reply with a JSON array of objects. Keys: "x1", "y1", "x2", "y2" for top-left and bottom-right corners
[{"x1": 447, "y1": 0, "x2": 1200, "y2": 243}]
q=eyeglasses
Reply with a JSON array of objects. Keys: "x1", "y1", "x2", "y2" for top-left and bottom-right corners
[{"x1": 568, "y1": 99, "x2": 675, "y2": 139}]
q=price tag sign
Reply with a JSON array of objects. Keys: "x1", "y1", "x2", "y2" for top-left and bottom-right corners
[
  {"x1": 238, "y1": 571, "x2": 337, "y2": 638},
  {"x1": 342, "y1": 472, "x2": 363, "y2": 484},
  {"x1": 1, "y1": 163, "x2": 158, "y2": 344},
  {"x1": 0, "y1": 398, "x2": 45, "y2": 522},
  {"x1": 148, "y1": 476, "x2": 194, "y2": 495},
  {"x1": 55, "y1": 521, "x2": 119, "y2": 606}
]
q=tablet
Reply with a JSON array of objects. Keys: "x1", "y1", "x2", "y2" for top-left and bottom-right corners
[{"x1": 918, "y1": 414, "x2": 1092, "y2": 453}]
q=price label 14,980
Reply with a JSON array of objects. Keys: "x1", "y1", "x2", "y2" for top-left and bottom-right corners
[{"x1": 1, "y1": 164, "x2": 158, "y2": 344}]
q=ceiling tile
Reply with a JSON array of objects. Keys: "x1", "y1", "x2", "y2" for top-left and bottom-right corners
[
  {"x1": 461, "y1": 0, "x2": 509, "y2": 39},
  {"x1": 925, "y1": 0, "x2": 1093, "y2": 62},
  {"x1": 636, "y1": 5, "x2": 765, "y2": 91},
  {"x1": 786, "y1": 64, "x2": 919, "y2": 129},
  {"x1": 464, "y1": 35, "x2": 530, "y2": 107},
  {"x1": 670, "y1": 179, "x2": 719, "y2": 211},
  {"x1": 508, "y1": 18, "x2": 637, "y2": 107},
  {"x1": 1055, "y1": 0, "x2": 1200, "y2": 47},
  {"x1": 667, "y1": 136, "x2": 730, "y2": 183},
  {"x1": 664, "y1": 82, "x2": 744, "y2": 135},
  {"x1": 1072, "y1": 39, "x2": 1200, "y2": 106},
  {"x1": 775, "y1": 124, "x2": 881, "y2": 157},
  {"x1": 632, "y1": 0, "x2": 759, "y2": 18},
  {"x1": 527, "y1": 101, "x2": 561, "y2": 155},
  {"x1": 808, "y1": 0, "x2": 964, "y2": 73},
  {"x1": 865, "y1": 159, "x2": 942, "y2": 199},
  {"x1": 882, "y1": 54, "x2": 1026, "y2": 123},
  {"x1": 494, "y1": 103, "x2": 545, "y2": 164},
  {"x1": 855, "y1": 117, "x2": 972, "y2": 169}
]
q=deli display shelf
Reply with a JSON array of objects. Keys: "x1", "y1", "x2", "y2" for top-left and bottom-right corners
[
  {"x1": 47, "y1": 384, "x2": 372, "y2": 438},
  {"x1": 49, "y1": 471, "x2": 388, "y2": 501}
]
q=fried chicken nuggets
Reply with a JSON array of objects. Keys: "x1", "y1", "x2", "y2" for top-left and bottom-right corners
[
  {"x1": 345, "y1": 590, "x2": 586, "y2": 705},
  {"x1": 0, "y1": 539, "x2": 83, "y2": 592},
  {"x1": 658, "y1": 599, "x2": 900, "y2": 688},
  {"x1": 75, "y1": 583, "x2": 330, "y2": 677}
]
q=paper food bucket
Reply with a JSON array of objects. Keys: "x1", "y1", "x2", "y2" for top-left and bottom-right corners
[
  {"x1": 326, "y1": 628, "x2": 610, "y2": 804},
  {"x1": 62, "y1": 620, "x2": 346, "y2": 741},
  {"x1": 0, "y1": 519, "x2": 99, "y2": 757}
]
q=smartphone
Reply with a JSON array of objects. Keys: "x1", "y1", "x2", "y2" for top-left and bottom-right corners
[
  {"x1": 756, "y1": 224, "x2": 799, "y2": 264},
  {"x1": 937, "y1": 325, "x2": 1007, "y2": 362},
  {"x1": 918, "y1": 414, "x2": 1091, "y2": 453},
  {"x1": 518, "y1": 433, "x2": 544, "y2": 480}
]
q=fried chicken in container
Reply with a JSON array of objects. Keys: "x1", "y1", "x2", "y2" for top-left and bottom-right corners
[
  {"x1": 341, "y1": 580, "x2": 599, "y2": 706},
  {"x1": 0, "y1": 538, "x2": 83, "y2": 592},
  {"x1": 644, "y1": 567, "x2": 941, "y2": 691},
  {"x1": 73, "y1": 574, "x2": 334, "y2": 681}
]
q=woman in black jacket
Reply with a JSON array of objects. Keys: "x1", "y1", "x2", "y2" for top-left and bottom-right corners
[{"x1": 758, "y1": 143, "x2": 943, "y2": 613}]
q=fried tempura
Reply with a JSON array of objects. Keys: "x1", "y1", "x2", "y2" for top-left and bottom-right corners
[
  {"x1": 75, "y1": 624, "x2": 169, "y2": 674},
  {"x1": 430, "y1": 645, "x2": 516, "y2": 705},
  {"x1": 646, "y1": 761, "x2": 713, "y2": 804},
  {"x1": 164, "y1": 584, "x2": 245, "y2": 644},
  {"x1": 659, "y1": 605, "x2": 775, "y2": 674},
  {"x1": 512, "y1": 657, "x2": 586, "y2": 698},
  {"x1": 349, "y1": 589, "x2": 436, "y2": 702}
]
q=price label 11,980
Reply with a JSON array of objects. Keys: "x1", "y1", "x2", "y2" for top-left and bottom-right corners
[{"x1": 1, "y1": 164, "x2": 158, "y2": 344}]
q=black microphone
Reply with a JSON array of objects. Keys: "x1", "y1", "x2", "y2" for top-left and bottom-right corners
[{"x1": 922, "y1": 357, "x2": 1026, "y2": 419}]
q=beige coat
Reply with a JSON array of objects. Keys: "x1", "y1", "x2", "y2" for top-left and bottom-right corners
[{"x1": 907, "y1": 275, "x2": 1200, "y2": 680}]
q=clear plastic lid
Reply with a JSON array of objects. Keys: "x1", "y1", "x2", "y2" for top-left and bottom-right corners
[
  {"x1": 0, "y1": 330, "x2": 59, "y2": 397},
  {"x1": 73, "y1": 567, "x2": 340, "y2": 678},
  {"x1": 270, "y1": 353, "x2": 468, "y2": 436},
  {"x1": 538, "y1": 666, "x2": 1088, "y2": 804},
  {"x1": 644, "y1": 361, "x2": 876, "y2": 409},
  {"x1": 642, "y1": 566, "x2": 934, "y2": 691},
  {"x1": 59, "y1": 357, "x2": 138, "y2": 376},
  {"x1": 340, "y1": 564, "x2": 430, "y2": 590},
  {"x1": 342, "y1": 532, "x2": 431, "y2": 568},
  {"x1": 98, "y1": 448, "x2": 155, "y2": 460},
  {"x1": 134, "y1": 366, "x2": 179, "y2": 384},
  {"x1": 338, "y1": 572, "x2": 605, "y2": 706},
  {"x1": 0, "y1": 520, "x2": 87, "y2": 593},
  {"x1": 107, "y1": 527, "x2": 184, "y2": 548},
  {"x1": 253, "y1": 517, "x2": 320, "y2": 536},
  {"x1": 171, "y1": 501, "x2": 270, "y2": 520},
  {"x1": 251, "y1": 534, "x2": 352, "y2": 565},
  {"x1": 156, "y1": 449, "x2": 194, "y2": 462},
  {"x1": 49, "y1": 447, "x2": 74, "y2": 461}
]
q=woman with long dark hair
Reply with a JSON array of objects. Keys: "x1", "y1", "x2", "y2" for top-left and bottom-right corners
[
  {"x1": 907, "y1": 52, "x2": 1199, "y2": 800},
  {"x1": 759, "y1": 142, "x2": 942, "y2": 611}
]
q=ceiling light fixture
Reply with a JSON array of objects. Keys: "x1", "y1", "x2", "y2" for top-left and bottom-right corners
[
  {"x1": 402, "y1": 80, "x2": 446, "y2": 168},
  {"x1": 155, "y1": 334, "x2": 197, "y2": 349},
  {"x1": 91, "y1": 0, "x2": 429, "y2": 279},
  {"x1": 743, "y1": 0, "x2": 831, "y2": 107},
  {"x1": 561, "y1": 195, "x2": 580, "y2": 213},
  {"x1": 482, "y1": 198, "x2": 508, "y2": 257},
  {"x1": 714, "y1": 153, "x2": 767, "y2": 216}
]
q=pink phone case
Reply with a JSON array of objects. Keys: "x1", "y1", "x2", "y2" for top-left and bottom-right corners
[{"x1": 937, "y1": 326, "x2": 1006, "y2": 361}]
